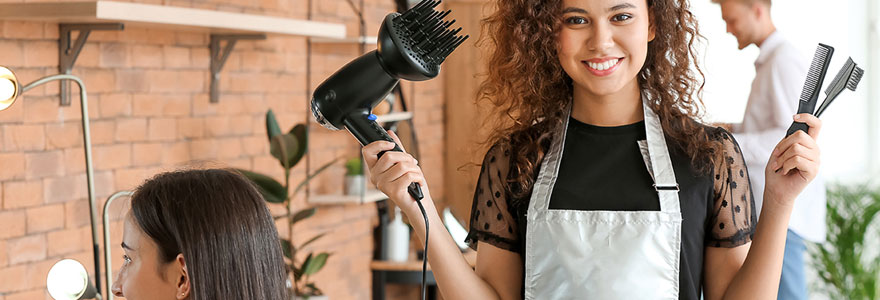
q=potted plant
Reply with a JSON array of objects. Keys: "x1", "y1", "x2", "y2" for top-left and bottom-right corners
[
  {"x1": 237, "y1": 109, "x2": 336, "y2": 300},
  {"x1": 809, "y1": 183, "x2": 880, "y2": 299},
  {"x1": 344, "y1": 157, "x2": 364, "y2": 196}
]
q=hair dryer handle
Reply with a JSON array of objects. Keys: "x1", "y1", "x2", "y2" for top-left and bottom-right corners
[{"x1": 343, "y1": 113, "x2": 425, "y2": 201}]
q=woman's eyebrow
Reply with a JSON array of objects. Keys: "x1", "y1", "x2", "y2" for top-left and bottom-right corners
[
  {"x1": 562, "y1": 2, "x2": 636, "y2": 15},
  {"x1": 121, "y1": 242, "x2": 135, "y2": 251}
]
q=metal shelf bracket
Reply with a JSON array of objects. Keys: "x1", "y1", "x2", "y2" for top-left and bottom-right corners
[
  {"x1": 59, "y1": 23, "x2": 124, "y2": 106},
  {"x1": 210, "y1": 34, "x2": 266, "y2": 103}
]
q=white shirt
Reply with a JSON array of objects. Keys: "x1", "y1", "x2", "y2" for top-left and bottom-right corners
[{"x1": 731, "y1": 31, "x2": 827, "y2": 243}]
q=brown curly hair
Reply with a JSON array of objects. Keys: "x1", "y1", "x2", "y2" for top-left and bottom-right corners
[{"x1": 478, "y1": 0, "x2": 723, "y2": 198}]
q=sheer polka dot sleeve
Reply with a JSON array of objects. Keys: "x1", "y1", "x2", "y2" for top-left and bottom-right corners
[
  {"x1": 465, "y1": 143, "x2": 521, "y2": 253},
  {"x1": 707, "y1": 129, "x2": 758, "y2": 248}
]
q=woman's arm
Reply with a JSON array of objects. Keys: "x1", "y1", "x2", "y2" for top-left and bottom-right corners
[
  {"x1": 362, "y1": 131, "x2": 522, "y2": 300},
  {"x1": 704, "y1": 114, "x2": 822, "y2": 300}
]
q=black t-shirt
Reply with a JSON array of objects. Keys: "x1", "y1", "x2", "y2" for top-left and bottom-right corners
[{"x1": 465, "y1": 117, "x2": 757, "y2": 300}]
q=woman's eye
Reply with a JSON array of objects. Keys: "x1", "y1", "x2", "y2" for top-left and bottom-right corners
[
  {"x1": 123, "y1": 255, "x2": 132, "y2": 264},
  {"x1": 565, "y1": 16, "x2": 588, "y2": 25},
  {"x1": 612, "y1": 14, "x2": 633, "y2": 22}
]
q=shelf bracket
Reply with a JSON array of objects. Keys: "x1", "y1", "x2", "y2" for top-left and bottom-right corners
[
  {"x1": 210, "y1": 34, "x2": 266, "y2": 103},
  {"x1": 59, "y1": 23, "x2": 124, "y2": 106}
]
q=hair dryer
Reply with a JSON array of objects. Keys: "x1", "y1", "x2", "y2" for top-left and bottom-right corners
[{"x1": 310, "y1": 0, "x2": 468, "y2": 201}]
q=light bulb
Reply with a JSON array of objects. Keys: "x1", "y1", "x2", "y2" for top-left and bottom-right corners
[
  {"x1": 0, "y1": 66, "x2": 18, "y2": 111},
  {"x1": 47, "y1": 259, "x2": 90, "y2": 300}
]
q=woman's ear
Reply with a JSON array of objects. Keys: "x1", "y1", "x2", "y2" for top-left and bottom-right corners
[
  {"x1": 174, "y1": 254, "x2": 190, "y2": 299},
  {"x1": 648, "y1": 10, "x2": 656, "y2": 42}
]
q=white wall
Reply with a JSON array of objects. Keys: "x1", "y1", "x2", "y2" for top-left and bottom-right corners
[{"x1": 691, "y1": 0, "x2": 876, "y2": 182}]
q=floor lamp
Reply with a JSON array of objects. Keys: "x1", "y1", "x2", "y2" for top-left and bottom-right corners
[{"x1": 0, "y1": 66, "x2": 103, "y2": 300}]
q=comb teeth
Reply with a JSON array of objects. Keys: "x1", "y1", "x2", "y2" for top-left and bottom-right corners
[
  {"x1": 799, "y1": 44, "x2": 833, "y2": 104},
  {"x1": 825, "y1": 57, "x2": 855, "y2": 96},
  {"x1": 393, "y1": 0, "x2": 469, "y2": 67},
  {"x1": 847, "y1": 66, "x2": 864, "y2": 91}
]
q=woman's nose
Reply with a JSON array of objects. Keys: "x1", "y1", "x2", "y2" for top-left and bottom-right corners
[
  {"x1": 111, "y1": 276, "x2": 124, "y2": 296},
  {"x1": 588, "y1": 22, "x2": 614, "y2": 51}
]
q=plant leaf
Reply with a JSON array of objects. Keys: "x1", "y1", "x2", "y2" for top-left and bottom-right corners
[
  {"x1": 235, "y1": 169, "x2": 287, "y2": 203},
  {"x1": 292, "y1": 208, "x2": 317, "y2": 225},
  {"x1": 270, "y1": 134, "x2": 298, "y2": 170},
  {"x1": 280, "y1": 239, "x2": 293, "y2": 259},
  {"x1": 299, "y1": 233, "x2": 327, "y2": 249},
  {"x1": 288, "y1": 124, "x2": 308, "y2": 167},
  {"x1": 292, "y1": 158, "x2": 340, "y2": 197},
  {"x1": 266, "y1": 109, "x2": 282, "y2": 141},
  {"x1": 302, "y1": 253, "x2": 329, "y2": 275}
]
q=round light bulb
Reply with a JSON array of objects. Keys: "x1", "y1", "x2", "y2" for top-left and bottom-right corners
[
  {"x1": 0, "y1": 66, "x2": 18, "y2": 111},
  {"x1": 47, "y1": 259, "x2": 90, "y2": 300}
]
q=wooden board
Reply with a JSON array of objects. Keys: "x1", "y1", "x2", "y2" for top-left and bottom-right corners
[{"x1": 0, "y1": 1, "x2": 345, "y2": 38}]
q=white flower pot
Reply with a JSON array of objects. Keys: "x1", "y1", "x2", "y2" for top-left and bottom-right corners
[{"x1": 344, "y1": 174, "x2": 365, "y2": 196}]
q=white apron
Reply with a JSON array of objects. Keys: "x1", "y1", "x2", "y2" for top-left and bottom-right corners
[{"x1": 524, "y1": 98, "x2": 683, "y2": 299}]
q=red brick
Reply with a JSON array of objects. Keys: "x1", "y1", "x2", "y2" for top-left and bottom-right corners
[
  {"x1": 94, "y1": 170, "x2": 116, "y2": 198},
  {"x1": 174, "y1": 31, "x2": 207, "y2": 47},
  {"x1": 163, "y1": 45, "x2": 191, "y2": 69},
  {"x1": 116, "y1": 118, "x2": 147, "y2": 142},
  {"x1": 114, "y1": 167, "x2": 159, "y2": 191},
  {"x1": 0, "y1": 40, "x2": 24, "y2": 67},
  {"x1": 0, "y1": 240, "x2": 6, "y2": 268},
  {"x1": 177, "y1": 117, "x2": 204, "y2": 139},
  {"x1": 3, "y1": 21, "x2": 43, "y2": 40},
  {"x1": 178, "y1": 70, "x2": 206, "y2": 92},
  {"x1": 132, "y1": 93, "x2": 162, "y2": 117},
  {"x1": 189, "y1": 139, "x2": 217, "y2": 160},
  {"x1": 2, "y1": 180, "x2": 42, "y2": 209},
  {"x1": 191, "y1": 47, "x2": 211, "y2": 69},
  {"x1": 148, "y1": 117, "x2": 177, "y2": 141},
  {"x1": 216, "y1": 138, "x2": 243, "y2": 159},
  {"x1": 0, "y1": 265, "x2": 27, "y2": 293},
  {"x1": 7, "y1": 234, "x2": 46, "y2": 265},
  {"x1": 23, "y1": 40, "x2": 58, "y2": 67},
  {"x1": 76, "y1": 43, "x2": 100, "y2": 68},
  {"x1": 204, "y1": 116, "x2": 231, "y2": 137},
  {"x1": 131, "y1": 44, "x2": 164, "y2": 68},
  {"x1": 132, "y1": 142, "x2": 162, "y2": 167},
  {"x1": 44, "y1": 22, "x2": 59, "y2": 39},
  {"x1": 62, "y1": 200, "x2": 90, "y2": 229},
  {"x1": 45, "y1": 122, "x2": 82, "y2": 149},
  {"x1": 5, "y1": 288, "x2": 45, "y2": 300},
  {"x1": 162, "y1": 94, "x2": 191, "y2": 116},
  {"x1": 23, "y1": 259, "x2": 54, "y2": 290},
  {"x1": 191, "y1": 93, "x2": 217, "y2": 116},
  {"x1": 87, "y1": 120, "x2": 116, "y2": 145},
  {"x1": 162, "y1": 141, "x2": 191, "y2": 165},
  {"x1": 0, "y1": 93, "x2": 24, "y2": 123},
  {"x1": 25, "y1": 151, "x2": 63, "y2": 179},
  {"x1": 116, "y1": 69, "x2": 150, "y2": 92},
  {"x1": 47, "y1": 227, "x2": 87, "y2": 257},
  {"x1": 92, "y1": 144, "x2": 131, "y2": 170},
  {"x1": 80, "y1": 68, "x2": 116, "y2": 94},
  {"x1": 147, "y1": 70, "x2": 178, "y2": 93},
  {"x1": 99, "y1": 42, "x2": 129, "y2": 68},
  {"x1": 2, "y1": 124, "x2": 45, "y2": 151},
  {"x1": 62, "y1": 147, "x2": 86, "y2": 174},
  {"x1": 0, "y1": 210, "x2": 25, "y2": 239},
  {"x1": 229, "y1": 115, "x2": 253, "y2": 135},
  {"x1": 44, "y1": 174, "x2": 86, "y2": 204},
  {"x1": 25, "y1": 204, "x2": 64, "y2": 233},
  {"x1": 241, "y1": 136, "x2": 266, "y2": 155},
  {"x1": 21, "y1": 96, "x2": 60, "y2": 124},
  {"x1": 98, "y1": 93, "x2": 132, "y2": 118}
]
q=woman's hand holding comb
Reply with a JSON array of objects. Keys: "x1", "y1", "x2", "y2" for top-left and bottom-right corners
[{"x1": 764, "y1": 113, "x2": 822, "y2": 209}]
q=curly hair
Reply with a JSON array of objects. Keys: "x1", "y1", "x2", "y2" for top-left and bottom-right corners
[{"x1": 478, "y1": 0, "x2": 723, "y2": 199}]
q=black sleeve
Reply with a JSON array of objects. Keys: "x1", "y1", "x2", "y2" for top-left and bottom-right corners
[
  {"x1": 465, "y1": 143, "x2": 521, "y2": 253},
  {"x1": 706, "y1": 128, "x2": 758, "y2": 248}
]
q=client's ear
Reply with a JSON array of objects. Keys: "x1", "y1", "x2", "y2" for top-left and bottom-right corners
[{"x1": 174, "y1": 254, "x2": 191, "y2": 299}]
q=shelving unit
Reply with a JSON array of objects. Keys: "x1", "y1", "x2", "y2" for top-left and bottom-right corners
[{"x1": 0, "y1": 1, "x2": 346, "y2": 38}]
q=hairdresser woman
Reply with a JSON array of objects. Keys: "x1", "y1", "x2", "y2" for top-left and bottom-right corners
[
  {"x1": 362, "y1": 0, "x2": 822, "y2": 299},
  {"x1": 110, "y1": 169, "x2": 289, "y2": 299}
]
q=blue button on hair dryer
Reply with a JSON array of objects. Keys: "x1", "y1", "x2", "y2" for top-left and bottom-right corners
[{"x1": 310, "y1": 0, "x2": 467, "y2": 201}]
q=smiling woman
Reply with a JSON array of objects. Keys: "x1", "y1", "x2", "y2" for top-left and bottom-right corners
[{"x1": 111, "y1": 169, "x2": 288, "y2": 300}]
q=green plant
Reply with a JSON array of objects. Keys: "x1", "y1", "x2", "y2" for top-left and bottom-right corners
[
  {"x1": 810, "y1": 183, "x2": 880, "y2": 299},
  {"x1": 344, "y1": 157, "x2": 362, "y2": 176},
  {"x1": 237, "y1": 109, "x2": 337, "y2": 297}
]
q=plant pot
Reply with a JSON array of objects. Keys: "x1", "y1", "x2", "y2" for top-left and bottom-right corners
[
  {"x1": 293, "y1": 295, "x2": 328, "y2": 300},
  {"x1": 344, "y1": 174, "x2": 365, "y2": 196}
]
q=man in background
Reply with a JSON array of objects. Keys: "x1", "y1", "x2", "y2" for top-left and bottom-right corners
[{"x1": 713, "y1": 0, "x2": 826, "y2": 299}]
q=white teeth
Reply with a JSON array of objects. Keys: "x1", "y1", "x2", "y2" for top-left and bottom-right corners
[{"x1": 586, "y1": 58, "x2": 619, "y2": 71}]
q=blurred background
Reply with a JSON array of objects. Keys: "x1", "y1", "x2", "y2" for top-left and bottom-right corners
[{"x1": 0, "y1": 0, "x2": 875, "y2": 299}]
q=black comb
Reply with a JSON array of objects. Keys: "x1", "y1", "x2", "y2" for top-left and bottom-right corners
[
  {"x1": 377, "y1": 0, "x2": 469, "y2": 80},
  {"x1": 786, "y1": 44, "x2": 834, "y2": 136},
  {"x1": 815, "y1": 57, "x2": 864, "y2": 117}
]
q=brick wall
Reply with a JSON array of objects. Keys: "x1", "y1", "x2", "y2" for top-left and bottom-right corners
[{"x1": 0, "y1": 0, "x2": 447, "y2": 299}]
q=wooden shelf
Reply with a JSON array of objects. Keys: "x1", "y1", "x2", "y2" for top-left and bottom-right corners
[
  {"x1": 309, "y1": 189, "x2": 387, "y2": 205},
  {"x1": 0, "y1": 1, "x2": 345, "y2": 38},
  {"x1": 311, "y1": 36, "x2": 377, "y2": 44}
]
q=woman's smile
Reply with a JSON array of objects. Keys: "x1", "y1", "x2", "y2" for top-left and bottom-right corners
[{"x1": 583, "y1": 57, "x2": 624, "y2": 76}]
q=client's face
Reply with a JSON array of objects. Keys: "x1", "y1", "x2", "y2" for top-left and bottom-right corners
[{"x1": 112, "y1": 215, "x2": 189, "y2": 299}]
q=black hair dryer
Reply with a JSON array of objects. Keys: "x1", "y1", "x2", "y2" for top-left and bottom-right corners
[{"x1": 310, "y1": 0, "x2": 468, "y2": 201}]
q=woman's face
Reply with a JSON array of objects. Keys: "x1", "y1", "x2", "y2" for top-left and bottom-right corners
[
  {"x1": 556, "y1": 0, "x2": 654, "y2": 98},
  {"x1": 111, "y1": 215, "x2": 188, "y2": 299}
]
